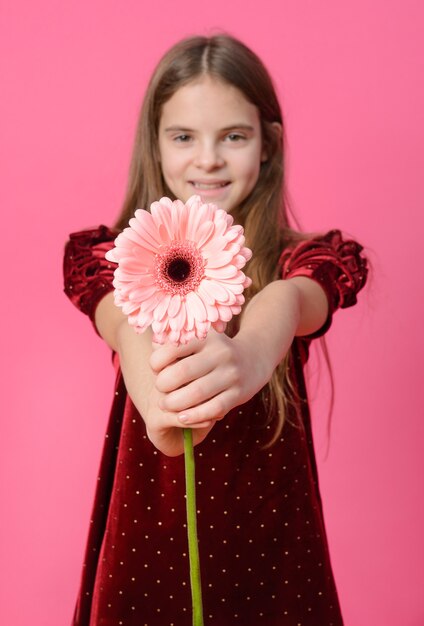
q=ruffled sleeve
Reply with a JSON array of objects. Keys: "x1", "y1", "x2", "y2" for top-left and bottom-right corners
[
  {"x1": 279, "y1": 230, "x2": 368, "y2": 337},
  {"x1": 63, "y1": 225, "x2": 117, "y2": 325}
]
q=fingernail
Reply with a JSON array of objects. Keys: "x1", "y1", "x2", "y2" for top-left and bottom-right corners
[{"x1": 179, "y1": 414, "x2": 189, "y2": 423}]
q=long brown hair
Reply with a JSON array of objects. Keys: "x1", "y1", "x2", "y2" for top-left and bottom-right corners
[{"x1": 116, "y1": 34, "x2": 307, "y2": 442}]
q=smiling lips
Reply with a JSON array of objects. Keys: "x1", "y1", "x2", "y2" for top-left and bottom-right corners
[{"x1": 190, "y1": 180, "x2": 231, "y2": 190}]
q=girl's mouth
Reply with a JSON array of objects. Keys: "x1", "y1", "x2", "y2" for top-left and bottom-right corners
[{"x1": 190, "y1": 181, "x2": 230, "y2": 190}]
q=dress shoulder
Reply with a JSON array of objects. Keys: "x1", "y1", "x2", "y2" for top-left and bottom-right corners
[
  {"x1": 63, "y1": 225, "x2": 116, "y2": 323},
  {"x1": 279, "y1": 229, "x2": 368, "y2": 336}
]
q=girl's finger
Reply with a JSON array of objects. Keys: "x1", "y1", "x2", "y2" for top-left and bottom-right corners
[
  {"x1": 175, "y1": 419, "x2": 215, "y2": 430},
  {"x1": 150, "y1": 338, "x2": 203, "y2": 372},
  {"x1": 176, "y1": 389, "x2": 238, "y2": 425},
  {"x1": 159, "y1": 370, "x2": 231, "y2": 411},
  {"x1": 155, "y1": 350, "x2": 216, "y2": 393},
  {"x1": 152, "y1": 407, "x2": 216, "y2": 432}
]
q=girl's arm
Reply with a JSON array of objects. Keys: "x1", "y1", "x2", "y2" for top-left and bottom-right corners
[
  {"x1": 150, "y1": 277, "x2": 328, "y2": 426},
  {"x1": 66, "y1": 227, "x2": 365, "y2": 454},
  {"x1": 94, "y1": 293, "x2": 215, "y2": 456}
]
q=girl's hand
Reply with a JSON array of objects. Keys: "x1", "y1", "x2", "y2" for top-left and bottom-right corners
[
  {"x1": 142, "y1": 382, "x2": 216, "y2": 457},
  {"x1": 149, "y1": 277, "x2": 329, "y2": 429},
  {"x1": 150, "y1": 330, "x2": 272, "y2": 426}
]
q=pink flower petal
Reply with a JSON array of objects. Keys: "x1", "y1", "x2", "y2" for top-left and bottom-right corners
[
  {"x1": 129, "y1": 284, "x2": 157, "y2": 301},
  {"x1": 220, "y1": 270, "x2": 249, "y2": 285},
  {"x1": 219, "y1": 281, "x2": 244, "y2": 295},
  {"x1": 128, "y1": 313, "x2": 139, "y2": 327},
  {"x1": 210, "y1": 285, "x2": 236, "y2": 305},
  {"x1": 153, "y1": 293, "x2": 172, "y2": 321},
  {"x1": 174, "y1": 199, "x2": 188, "y2": 239},
  {"x1": 232, "y1": 254, "x2": 249, "y2": 269},
  {"x1": 224, "y1": 225, "x2": 243, "y2": 242},
  {"x1": 119, "y1": 256, "x2": 154, "y2": 273},
  {"x1": 217, "y1": 304, "x2": 233, "y2": 322},
  {"x1": 136, "y1": 309, "x2": 153, "y2": 329},
  {"x1": 105, "y1": 248, "x2": 118, "y2": 263},
  {"x1": 117, "y1": 271, "x2": 155, "y2": 284},
  {"x1": 131, "y1": 211, "x2": 162, "y2": 248},
  {"x1": 171, "y1": 199, "x2": 182, "y2": 238},
  {"x1": 240, "y1": 246, "x2": 253, "y2": 261},
  {"x1": 212, "y1": 205, "x2": 227, "y2": 222},
  {"x1": 204, "y1": 302, "x2": 219, "y2": 322},
  {"x1": 167, "y1": 293, "x2": 181, "y2": 318},
  {"x1": 195, "y1": 221, "x2": 215, "y2": 248},
  {"x1": 169, "y1": 304, "x2": 186, "y2": 331},
  {"x1": 180, "y1": 329, "x2": 196, "y2": 343},
  {"x1": 186, "y1": 291, "x2": 207, "y2": 322},
  {"x1": 186, "y1": 194, "x2": 202, "y2": 211},
  {"x1": 199, "y1": 279, "x2": 228, "y2": 302},
  {"x1": 106, "y1": 240, "x2": 135, "y2": 262},
  {"x1": 152, "y1": 319, "x2": 168, "y2": 334},
  {"x1": 201, "y1": 236, "x2": 228, "y2": 258},
  {"x1": 197, "y1": 281, "x2": 216, "y2": 305},
  {"x1": 205, "y1": 250, "x2": 236, "y2": 269},
  {"x1": 138, "y1": 293, "x2": 160, "y2": 313},
  {"x1": 157, "y1": 197, "x2": 174, "y2": 209},
  {"x1": 232, "y1": 233, "x2": 246, "y2": 248},
  {"x1": 223, "y1": 242, "x2": 242, "y2": 255},
  {"x1": 211, "y1": 320, "x2": 227, "y2": 333},
  {"x1": 186, "y1": 200, "x2": 208, "y2": 241},
  {"x1": 150, "y1": 201, "x2": 174, "y2": 244},
  {"x1": 194, "y1": 320, "x2": 210, "y2": 339},
  {"x1": 121, "y1": 300, "x2": 140, "y2": 315},
  {"x1": 152, "y1": 330, "x2": 167, "y2": 344},
  {"x1": 185, "y1": 301, "x2": 195, "y2": 331},
  {"x1": 204, "y1": 265, "x2": 238, "y2": 280},
  {"x1": 121, "y1": 226, "x2": 156, "y2": 252},
  {"x1": 169, "y1": 329, "x2": 182, "y2": 344},
  {"x1": 222, "y1": 288, "x2": 237, "y2": 305}
]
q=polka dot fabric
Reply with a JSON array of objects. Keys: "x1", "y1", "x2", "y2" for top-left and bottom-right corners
[{"x1": 64, "y1": 227, "x2": 367, "y2": 625}]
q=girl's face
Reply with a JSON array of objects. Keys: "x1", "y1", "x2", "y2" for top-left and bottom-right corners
[{"x1": 158, "y1": 76, "x2": 267, "y2": 213}]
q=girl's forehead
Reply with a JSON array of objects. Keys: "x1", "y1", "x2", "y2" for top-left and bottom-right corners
[{"x1": 159, "y1": 76, "x2": 260, "y2": 128}]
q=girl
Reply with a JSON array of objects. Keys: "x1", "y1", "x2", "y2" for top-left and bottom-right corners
[{"x1": 64, "y1": 34, "x2": 367, "y2": 625}]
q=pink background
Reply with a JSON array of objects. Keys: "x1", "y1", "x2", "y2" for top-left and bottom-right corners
[{"x1": 1, "y1": 1, "x2": 423, "y2": 624}]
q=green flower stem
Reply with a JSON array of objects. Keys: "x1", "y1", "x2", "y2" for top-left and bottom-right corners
[{"x1": 183, "y1": 428, "x2": 204, "y2": 626}]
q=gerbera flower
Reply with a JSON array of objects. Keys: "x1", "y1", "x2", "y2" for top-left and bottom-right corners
[{"x1": 105, "y1": 195, "x2": 252, "y2": 344}]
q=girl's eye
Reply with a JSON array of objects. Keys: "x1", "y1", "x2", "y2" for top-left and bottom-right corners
[
  {"x1": 225, "y1": 133, "x2": 246, "y2": 142},
  {"x1": 174, "y1": 134, "x2": 192, "y2": 143}
]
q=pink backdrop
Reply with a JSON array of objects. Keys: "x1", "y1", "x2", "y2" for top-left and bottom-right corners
[{"x1": 1, "y1": 1, "x2": 423, "y2": 624}]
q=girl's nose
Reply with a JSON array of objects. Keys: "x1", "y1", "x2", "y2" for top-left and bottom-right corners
[{"x1": 194, "y1": 142, "x2": 225, "y2": 170}]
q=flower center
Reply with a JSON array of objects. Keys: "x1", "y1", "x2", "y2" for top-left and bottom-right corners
[
  {"x1": 155, "y1": 241, "x2": 205, "y2": 295},
  {"x1": 167, "y1": 258, "x2": 191, "y2": 282}
]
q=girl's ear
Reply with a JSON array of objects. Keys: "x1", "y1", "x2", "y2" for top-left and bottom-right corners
[
  {"x1": 271, "y1": 121, "x2": 283, "y2": 137},
  {"x1": 261, "y1": 121, "x2": 282, "y2": 162}
]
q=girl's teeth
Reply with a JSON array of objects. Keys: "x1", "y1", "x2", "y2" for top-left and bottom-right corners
[{"x1": 193, "y1": 182, "x2": 227, "y2": 189}]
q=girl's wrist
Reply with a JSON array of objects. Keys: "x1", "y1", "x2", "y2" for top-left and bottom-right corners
[
  {"x1": 237, "y1": 280, "x2": 301, "y2": 368},
  {"x1": 232, "y1": 329, "x2": 279, "y2": 391}
]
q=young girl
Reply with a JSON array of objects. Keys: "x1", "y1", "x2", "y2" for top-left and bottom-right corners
[{"x1": 64, "y1": 34, "x2": 367, "y2": 625}]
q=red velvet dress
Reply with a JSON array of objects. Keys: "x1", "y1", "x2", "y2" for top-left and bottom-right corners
[{"x1": 63, "y1": 227, "x2": 367, "y2": 626}]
